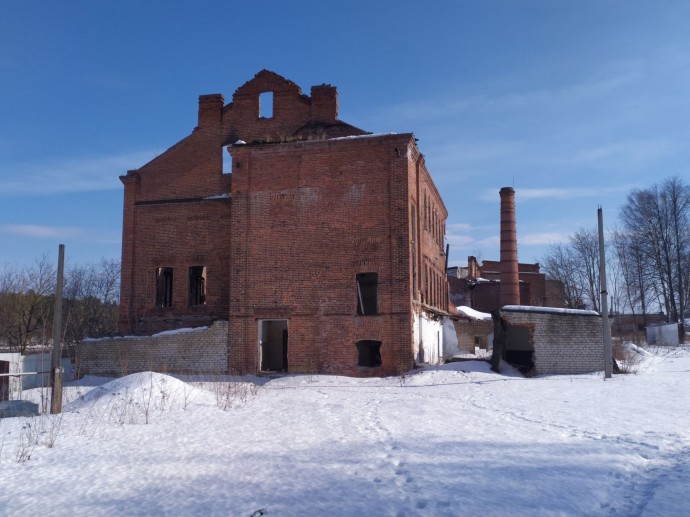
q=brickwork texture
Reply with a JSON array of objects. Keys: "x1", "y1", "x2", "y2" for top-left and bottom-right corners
[{"x1": 77, "y1": 321, "x2": 228, "y2": 377}]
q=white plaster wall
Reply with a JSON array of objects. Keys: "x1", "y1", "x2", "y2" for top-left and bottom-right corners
[
  {"x1": 0, "y1": 352, "x2": 22, "y2": 400},
  {"x1": 413, "y1": 313, "x2": 444, "y2": 365}
]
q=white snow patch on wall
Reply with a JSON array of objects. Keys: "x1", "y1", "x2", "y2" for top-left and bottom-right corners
[{"x1": 413, "y1": 313, "x2": 445, "y2": 365}]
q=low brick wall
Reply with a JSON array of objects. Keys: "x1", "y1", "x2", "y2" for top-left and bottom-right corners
[
  {"x1": 76, "y1": 321, "x2": 228, "y2": 377},
  {"x1": 501, "y1": 307, "x2": 604, "y2": 374}
]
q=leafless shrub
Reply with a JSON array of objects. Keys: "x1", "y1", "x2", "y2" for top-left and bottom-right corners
[
  {"x1": 36, "y1": 412, "x2": 63, "y2": 448},
  {"x1": 613, "y1": 341, "x2": 646, "y2": 374},
  {"x1": 211, "y1": 381, "x2": 258, "y2": 410},
  {"x1": 15, "y1": 419, "x2": 39, "y2": 463}
]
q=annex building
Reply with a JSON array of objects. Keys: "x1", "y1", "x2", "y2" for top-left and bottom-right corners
[{"x1": 117, "y1": 71, "x2": 450, "y2": 377}]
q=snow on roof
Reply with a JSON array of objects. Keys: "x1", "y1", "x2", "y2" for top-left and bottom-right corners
[
  {"x1": 328, "y1": 132, "x2": 399, "y2": 141},
  {"x1": 502, "y1": 305, "x2": 600, "y2": 316},
  {"x1": 151, "y1": 326, "x2": 209, "y2": 337},
  {"x1": 456, "y1": 306, "x2": 492, "y2": 321},
  {"x1": 82, "y1": 326, "x2": 209, "y2": 343},
  {"x1": 204, "y1": 193, "x2": 231, "y2": 200}
]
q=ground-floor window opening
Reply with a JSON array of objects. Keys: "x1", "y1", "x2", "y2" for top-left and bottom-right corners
[
  {"x1": 155, "y1": 267, "x2": 173, "y2": 308},
  {"x1": 356, "y1": 340, "x2": 382, "y2": 367},
  {"x1": 188, "y1": 266, "x2": 206, "y2": 307},
  {"x1": 259, "y1": 319, "x2": 288, "y2": 372}
]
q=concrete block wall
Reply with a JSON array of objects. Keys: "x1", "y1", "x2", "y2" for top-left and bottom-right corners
[
  {"x1": 501, "y1": 308, "x2": 604, "y2": 374},
  {"x1": 453, "y1": 319, "x2": 494, "y2": 353},
  {"x1": 77, "y1": 321, "x2": 228, "y2": 377}
]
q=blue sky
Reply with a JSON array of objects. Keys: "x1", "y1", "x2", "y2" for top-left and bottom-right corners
[{"x1": 1, "y1": 1, "x2": 689, "y2": 269}]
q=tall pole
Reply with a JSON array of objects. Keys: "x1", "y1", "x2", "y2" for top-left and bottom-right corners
[
  {"x1": 50, "y1": 244, "x2": 65, "y2": 414},
  {"x1": 598, "y1": 208, "x2": 613, "y2": 379}
]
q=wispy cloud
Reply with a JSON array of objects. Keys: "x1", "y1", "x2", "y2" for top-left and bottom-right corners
[
  {"x1": 520, "y1": 232, "x2": 570, "y2": 246},
  {"x1": 0, "y1": 224, "x2": 85, "y2": 238},
  {"x1": 0, "y1": 224, "x2": 121, "y2": 245},
  {"x1": 568, "y1": 139, "x2": 677, "y2": 166},
  {"x1": 0, "y1": 149, "x2": 159, "y2": 196},
  {"x1": 479, "y1": 186, "x2": 630, "y2": 202},
  {"x1": 383, "y1": 64, "x2": 640, "y2": 123}
]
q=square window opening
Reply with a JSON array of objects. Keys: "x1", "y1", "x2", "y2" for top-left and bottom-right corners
[
  {"x1": 356, "y1": 340, "x2": 382, "y2": 368},
  {"x1": 356, "y1": 272, "x2": 378, "y2": 316}
]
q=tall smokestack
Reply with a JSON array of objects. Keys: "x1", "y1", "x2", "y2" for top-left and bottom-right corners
[{"x1": 499, "y1": 187, "x2": 520, "y2": 306}]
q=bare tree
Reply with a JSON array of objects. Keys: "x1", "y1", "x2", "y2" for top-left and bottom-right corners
[
  {"x1": 0, "y1": 256, "x2": 55, "y2": 352},
  {"x1": 0, "y1": 257, "x2": 121, "y2": 352},
  {"x1": 62, "y1": 259, "x2": 120, "y2": 344},
  {"x1": 620, "y1": 177, "x2": 690, "y2": 339},
  {"x1": 570, "y1": 228, "x2": 601, "y2": 312},
  {"x1": 541, "y1": 243, "x2": 586, "y2": 309}
]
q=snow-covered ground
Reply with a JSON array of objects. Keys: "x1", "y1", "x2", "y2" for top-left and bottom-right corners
[{"x1": 1, "y1": 346, "x2": 689, "y2": 516}]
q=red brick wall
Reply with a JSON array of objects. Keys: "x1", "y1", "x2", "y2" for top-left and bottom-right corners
[
  {"x1": 118, "y1": 130, "x2": 232, "y2": 334},
  {"x1": 227, "y1": 135, "x2": 416, "y2": 376},
  {"x1": 407, "y1": 147, "x2": 448, "y2": 314}
]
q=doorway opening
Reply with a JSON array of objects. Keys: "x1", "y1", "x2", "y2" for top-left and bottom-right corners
[
  {"x1": 0, "y1": 361, "x2": 9, "y2": 401},
  {"x1": 504, "y1": 325, "x2": 535, "y2": 374},
  {"x1": 259, "y1": 319, "x2": 288, "y2": 372}
]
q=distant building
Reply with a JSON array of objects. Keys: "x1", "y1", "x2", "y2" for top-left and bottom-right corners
[
  {"x1": 447, "y1": 256, "x2": 566, "y2": 312},
  {"x1": 117, "y1": 70, "x2": 450, "y2": 377}
]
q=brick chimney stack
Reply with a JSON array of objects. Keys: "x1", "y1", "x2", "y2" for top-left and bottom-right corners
[
  {"x1": 197, "y1": 94, "x2": 224, "y2": 130},
  {"x1": 499, "y1": 186, "x2": 520, "y2": 306},
  {"x1": 310, "y1": 84, "x2": 338, "y2": 123}
]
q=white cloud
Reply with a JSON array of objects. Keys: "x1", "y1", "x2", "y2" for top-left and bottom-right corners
[
  {"x1": 446, "y1": 222, "x2": 473, "y2": 231},
  {"x1": 0, "y1": 149, "x2": 159, "y2": 196},
  {"x1": 479, "y1": 186, "x2": 631, "y2": 202},
  {"x1": 520, "y1": 232, "x2": 570, "y2": 246},
  {"x1": 0, "y1": 224, "x2": 85, "y2": 238}
]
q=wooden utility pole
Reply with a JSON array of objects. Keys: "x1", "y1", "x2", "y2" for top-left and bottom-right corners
[
  {"x1": 598, "y1": 208, "x2": 613, "y2": 379},
  {"x1": 50, "y1": 244, "x2": 65, "y2": 414}
]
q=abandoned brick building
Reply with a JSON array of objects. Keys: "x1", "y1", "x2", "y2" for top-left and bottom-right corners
[
  {"x1": 118, "y1": 70, "x2": 450, "y2": 376},
  {"x1": 447, "y1": 256, "x2": 566, "y2": 313}
]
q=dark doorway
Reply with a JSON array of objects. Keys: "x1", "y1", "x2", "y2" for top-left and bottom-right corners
[
  {"x1": 259, "y1": 320, "x2": 288, "y2": 372},
  {"x1": 504, "y1": 325, "x2": 534, "y2": 374}
]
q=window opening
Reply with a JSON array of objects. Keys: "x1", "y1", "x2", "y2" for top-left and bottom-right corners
[
  {"x1": 0, "y1": 361, "x2": 9, "y2": 401},
  {"x1": 411, "y1": 204, "x2": 418, "y2": 299},
  {"x1": 259, "y1": 91, "x2": 274, "y2": 119},
  {"x1": 356, "y1": 272, "x2": 378, "y2": 316},
  {"x1": 188, "y1": 266, "x2": 206, "y2": 307},
  {"x1": 156, "y1": 267, "x2": 173, "y2": 308},
  {"x1": 356, "y1": 340, "x2": 382, "y2": 367},
  {"x1": 222, "y1": 146, "x2": 232, "y2": 174}
]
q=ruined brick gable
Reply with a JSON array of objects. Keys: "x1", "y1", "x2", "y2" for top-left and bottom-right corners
[{"x1": 117, "y1": 71, "x2": 449, "y2": 377}]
